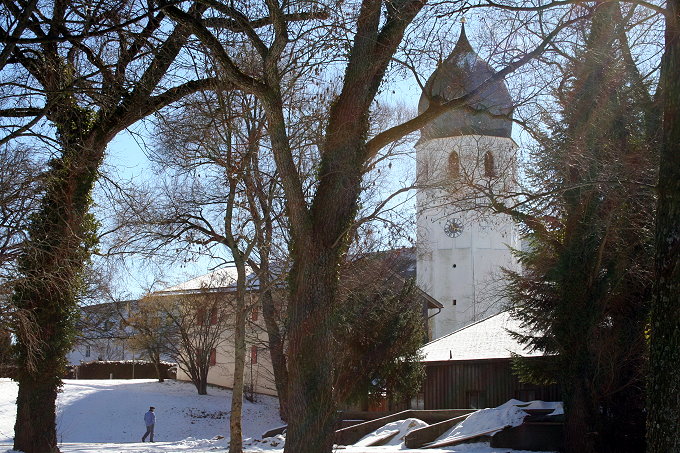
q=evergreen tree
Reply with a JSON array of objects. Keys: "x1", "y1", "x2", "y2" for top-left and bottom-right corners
[
  {"x1": 647, "y1": 0, "x2": 680, "y2": 451},
  {"x1": 506, "y1": 4, "x2": 656, "y2": 453},
  {"x1": 333, "y1": 276, "x2": 425, "y2": 408}
]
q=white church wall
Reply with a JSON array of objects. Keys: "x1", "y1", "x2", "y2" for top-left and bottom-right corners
[{"x1": 416, "y1": 135, "x2": 520, "y2": 339}]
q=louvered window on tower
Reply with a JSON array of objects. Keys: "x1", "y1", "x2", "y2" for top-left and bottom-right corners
[
  {"x1": 448, "y1": 151, "x2": 460, "y2": 178},
  {"x1": 484, "y1": 151, "x2": 496, "y2": 177}
]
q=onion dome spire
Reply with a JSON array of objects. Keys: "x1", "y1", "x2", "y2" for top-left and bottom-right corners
[{"x1": 418, "y1": 23, "x2": 513, "y2": 140}]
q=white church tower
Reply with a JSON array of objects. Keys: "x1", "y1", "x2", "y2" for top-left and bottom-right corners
[{"x1": 416, "y1": 25, "x2": 520, "y2": 340}]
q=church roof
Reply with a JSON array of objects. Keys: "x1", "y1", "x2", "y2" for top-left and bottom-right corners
[
  {"x1": 420, "y1": 311, "x2": 544, "y2": 362},
  {"x1": 418, "y1": 25, "x2": 513, "y2": 140}
]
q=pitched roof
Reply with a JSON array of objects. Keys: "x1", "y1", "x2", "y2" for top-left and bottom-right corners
[
  {"x1": 420, "y1": 311, "x2": 544, "y2": 362},
  {"x1": 154, "y1": 248, "x2": 442, "y2": 309},
  {"x1": 159, "y1": 267, "x2": 248, "y2": 293}
]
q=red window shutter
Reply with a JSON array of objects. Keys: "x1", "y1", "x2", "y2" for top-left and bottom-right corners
[
  {"x1": 210, "y1": 307, "x2": 218, "y2": 325},
  {"x1": 250, "y1": 345, "x2": 257, "y2": 364},
  {"x1": 251, "y1": 307, "x2": 258, "y2": 322},
  {"x1": 196, "y1": 308, "x2": 206, "y2": 326},
  {"x1": 209, "y1": 348, "x2": 217, "y2": 366}
]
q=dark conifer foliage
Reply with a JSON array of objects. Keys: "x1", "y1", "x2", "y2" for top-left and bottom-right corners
[
  {"x1": 647, "y1": 0, "x2": 680, "y2": 451},
  {"x1": 505, "y1": 4, "x2": 657, "y2": 453},
  {"x1": 333, "y1": 277, "x2": 425, "y2": 408}
]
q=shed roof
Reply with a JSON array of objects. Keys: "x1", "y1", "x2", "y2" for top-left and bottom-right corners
[{"x1": 420, "y1": 311, "x2": 544, "y2": 362}]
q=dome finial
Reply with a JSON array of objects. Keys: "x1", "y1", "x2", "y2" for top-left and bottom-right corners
[{"x1": 451, "y1": 18, "x2": 472, "y2": 57}]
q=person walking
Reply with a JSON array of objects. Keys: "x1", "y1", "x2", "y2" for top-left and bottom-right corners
[{"x1": 142, "y1": 406, "x2": 155, "y2": 442}]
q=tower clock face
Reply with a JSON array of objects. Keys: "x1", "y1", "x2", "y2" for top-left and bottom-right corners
[{"x1": 444, "y1": 218, "x2": 463, "y2": 238}]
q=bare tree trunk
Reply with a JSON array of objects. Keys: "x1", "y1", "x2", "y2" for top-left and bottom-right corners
[
  {"x1": 198, "y1": 376, "x2": 208, "y2": 395},
  {"x1": 648, "y1": 1, "x2": 680, "y2": 451},
  {"x1": 152, "y1": 352, "x2": 165, "y2": 382},
  {"x1": 259, "y1": 280, "x2": 289, "y2": 420},
  {"x1": 229, "y1": 267, "x2": 248, "y2": 453}
]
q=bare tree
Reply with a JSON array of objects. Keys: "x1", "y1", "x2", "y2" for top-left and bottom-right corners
[
  {"x1": 107, "y1": 87, "x2": 287, "y2": 451},
  {"x1": 129, "y1": 289, "x2": 232, "y2": 392},
  {"x1": 124, "y1": 298, "x2": 175, "y2": 382}
]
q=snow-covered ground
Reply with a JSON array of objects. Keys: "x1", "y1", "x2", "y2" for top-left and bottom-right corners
[
  {"x1": 0, "y1": 378, "x2": 555, "y2": 453},
  {"x1": 0, "y1": 378, "x2": 283, "y2": 452}
]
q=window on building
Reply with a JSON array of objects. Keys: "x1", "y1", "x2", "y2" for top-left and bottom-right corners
[
  {"x1": 466, "y1": 390, "x2": 486, "y2": 409},
  {"x1": 251, "y1": 345, "x2": 258, "y2": 364},
  {"x1": 209, "y1": 348, "x2": 217, "y2": 366},
  {"x1": 448, "y1": 151, "x2": 460, "y2": 178},
  {"x1": 85, "y1": 345, "x2": 91, "y2": 358},
  {"x1": 483, "y1": 151, "x2": 496, "y2": 177}
]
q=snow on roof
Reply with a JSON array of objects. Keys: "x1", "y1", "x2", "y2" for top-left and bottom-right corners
[
  {"x1": 420, "y1": 311, "x2": 544, "y2": 362},
  {"x1": 159, "y1": 267, "x2": 251, "y2": 293}
]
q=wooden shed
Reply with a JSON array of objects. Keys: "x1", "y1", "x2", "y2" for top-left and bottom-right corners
[{"x1": 420, "y1": 312, "x2": 560, "y2": 409}]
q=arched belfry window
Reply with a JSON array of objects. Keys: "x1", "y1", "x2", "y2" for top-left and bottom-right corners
[
  {"x1": 484, "y1": 151, "x2": 496, "y2": 177},
  {"x1": 448, "y1": 151, "x2": 460, "y2": 178}
]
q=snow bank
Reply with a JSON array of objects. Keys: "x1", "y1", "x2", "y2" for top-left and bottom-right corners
[
  {"x1": 355, "y1": 417, "x2": 428, "y2": 447},
  {"x1": 435, "y1": 400, "x2": 528, "y2": 443}
]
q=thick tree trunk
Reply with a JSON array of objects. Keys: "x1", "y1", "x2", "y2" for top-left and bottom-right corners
[
  {"x1": 14, "y1": 371, "x2": 60, "y2": 452},
  {"x1": 648, "y1": 1, "x2": 680, "y2": 451},
  {"x1": 13, "y1": 132, "x2": 105, "y2": 453},
  {"x1": 283, "y1": 243, "x2": 349, "y2": 453}
]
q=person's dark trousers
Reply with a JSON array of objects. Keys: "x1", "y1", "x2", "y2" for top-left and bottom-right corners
[{"x1": 142, "y1": 424, "x2": 154, "y2": 442}]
